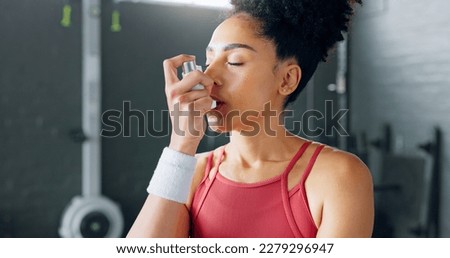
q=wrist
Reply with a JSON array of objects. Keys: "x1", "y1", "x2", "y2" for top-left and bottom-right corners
[
  {"x1": 147, "y1": 147, "x2": 198, "y2": 204},
  {"x1": 169, "y1": 136, "x2": 200, "y2": 156}
]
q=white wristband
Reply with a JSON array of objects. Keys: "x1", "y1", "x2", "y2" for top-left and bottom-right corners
[{"x1": 147, "y1": 147, "x2": 197, "y2": 204}]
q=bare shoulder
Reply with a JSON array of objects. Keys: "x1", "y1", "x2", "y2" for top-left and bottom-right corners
[
  {"x1": 194, "y1": 151, "x2": 211, "y2": 165},
  {"x1": 185, "y1": 151, "x2": 210, "y2": 209},
  {"x1": 313, "y1": 144, "x2": 373, "y2": 188},
  {"x1": 192, "y1": 150, "x2": 213, "y2": 187},
  {"x1": 309, "y1": 144, "x2": 374, "y2": 237}
]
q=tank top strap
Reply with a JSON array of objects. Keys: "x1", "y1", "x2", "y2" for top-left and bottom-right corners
[
  {"x1": 290, "y1": 144, "x2": 325, "y2": 236},
  {"x1": 281, "y1": 141, "x2": 312, "y2": 178},
  {"x1": 279, "y1": 140, "x2": 312, "y2": 237},
  {"x1": 192, "y1": 145, "x2": 227, "y2": 221},
  {"x1": 201, "y1": 151, "x2": 215, "y2": 181},
  {"x1": 300, "y1": 144, "x2": 325, "y2": 185},
  {"x1": 210, "y1": 146, "x2": 226, "y2": 178},
  {"x1": 202, "y1": 145, "x2": 227, "y2": 184}
]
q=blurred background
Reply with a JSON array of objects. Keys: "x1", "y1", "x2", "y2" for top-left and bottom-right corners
[{"x1": 0, "y1": 0, "x2": 448, "y2": 237}]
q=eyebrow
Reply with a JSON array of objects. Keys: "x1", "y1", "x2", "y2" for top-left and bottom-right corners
[{"x1": 206, "y1": 43, "x2": 257, "y2": 53}]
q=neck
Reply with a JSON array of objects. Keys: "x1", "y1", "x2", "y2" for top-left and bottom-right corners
[{"x1": 225, "y1": 122, "x2": 304, "y2": 166}]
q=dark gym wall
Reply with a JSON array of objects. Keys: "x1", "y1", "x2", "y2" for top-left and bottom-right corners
[
  {"x1": 350, "y1": 0, "x2": 450, "y2": 236},
  {"x1": 0, "y1": 0, "x2": 82, "y2": 237}
]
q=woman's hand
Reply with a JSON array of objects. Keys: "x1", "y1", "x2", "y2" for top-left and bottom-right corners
[{"x1": 163, "y1": 54, "x2": 214, "y2": 155}]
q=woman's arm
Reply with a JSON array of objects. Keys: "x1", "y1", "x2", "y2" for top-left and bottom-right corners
[
  {"x1": 127, "y1": 153, "x2": 208, "y2": 238},
  {"x1": 316, "y1": 151, "x2": 374, "y2": 238},
  {"x1": 127, "y1": 54, "x2": 214, "y2": 238},
  {"x1": 126, "y1": 195, "x2": 190, "y2": 238}
]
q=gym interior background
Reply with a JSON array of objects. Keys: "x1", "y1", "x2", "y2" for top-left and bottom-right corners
[{"x1": 0, "y1": 0, "x2": 449, "y2": 237}]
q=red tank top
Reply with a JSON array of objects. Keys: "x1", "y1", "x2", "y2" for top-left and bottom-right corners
[{"x1": 190, "y1": 141, "x2": 325, "y2": 238}]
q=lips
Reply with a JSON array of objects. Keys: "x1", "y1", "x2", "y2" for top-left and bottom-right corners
[
  {"x1": 215, "y1": 101, "x2": 224, "y2": 109},
  {"x1": 210, "y1": 95, "x2": 225, "y2": 110}
]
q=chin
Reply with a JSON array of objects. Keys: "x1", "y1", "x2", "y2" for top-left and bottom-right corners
[{"x1": 206, "y1": 112, "x2": 227, "y2": 133}]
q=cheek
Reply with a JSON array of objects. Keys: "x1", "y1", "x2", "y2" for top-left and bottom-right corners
[
  {"x1": 250, "y1": 70, "x2": 279, "y2": 99},
  {"x1": 241, "y1": 77, "x2": 278, "y2": 109},
  {"x1": 224, "y1": 67, "x2": 279, "y2": 108}
]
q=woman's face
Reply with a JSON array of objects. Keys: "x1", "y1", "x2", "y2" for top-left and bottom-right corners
[{"x1": 205, "y1": 14, "x2": 286, "y2": 133}]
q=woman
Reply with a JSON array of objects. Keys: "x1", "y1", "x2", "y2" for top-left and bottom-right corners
[{"x1": 128, "y1": 0, "x2": 373, "y2": 238}]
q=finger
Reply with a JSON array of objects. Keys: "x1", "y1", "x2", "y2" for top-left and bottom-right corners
[
  {"x1": 178, "y1": 89, "x2": 211, "y2": 104},
  {"x1": 193, "y1": 96, "x2": 214, "y2": 115},
  {"x1": 176, "y1": 70, "x2": 214, "y2": 92},
  {"x1": 163, "y1": 54, "x2": 195, "y2": 85},
  {"x1": 167, "y1": 71, "x2": 214, "y2": 100}
]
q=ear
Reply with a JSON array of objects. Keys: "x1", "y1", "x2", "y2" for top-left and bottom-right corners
[{"x1": 278, "y1": 63, "x2": 302, "y2": 96}]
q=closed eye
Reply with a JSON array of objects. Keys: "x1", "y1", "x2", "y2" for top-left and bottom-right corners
[{"x1": 204, "y1": 62, "x2": 244, "y2": 68}]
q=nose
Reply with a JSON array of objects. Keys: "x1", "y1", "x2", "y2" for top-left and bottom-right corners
[{"x1": 204, "y1": 62, "x2": 222, "y2": 87}]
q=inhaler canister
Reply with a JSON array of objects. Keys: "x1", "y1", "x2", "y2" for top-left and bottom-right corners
[
  {"x1": 182, "y1": 60, "x2": 216, "y2": 108},
  {"x1": 182, "y1": 60, "x2": 204, "y2": 90}
]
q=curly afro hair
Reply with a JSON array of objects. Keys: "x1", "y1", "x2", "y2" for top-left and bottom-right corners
[{"x1": 229, "y1": 0, "x2": 362, "y2": 107}]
